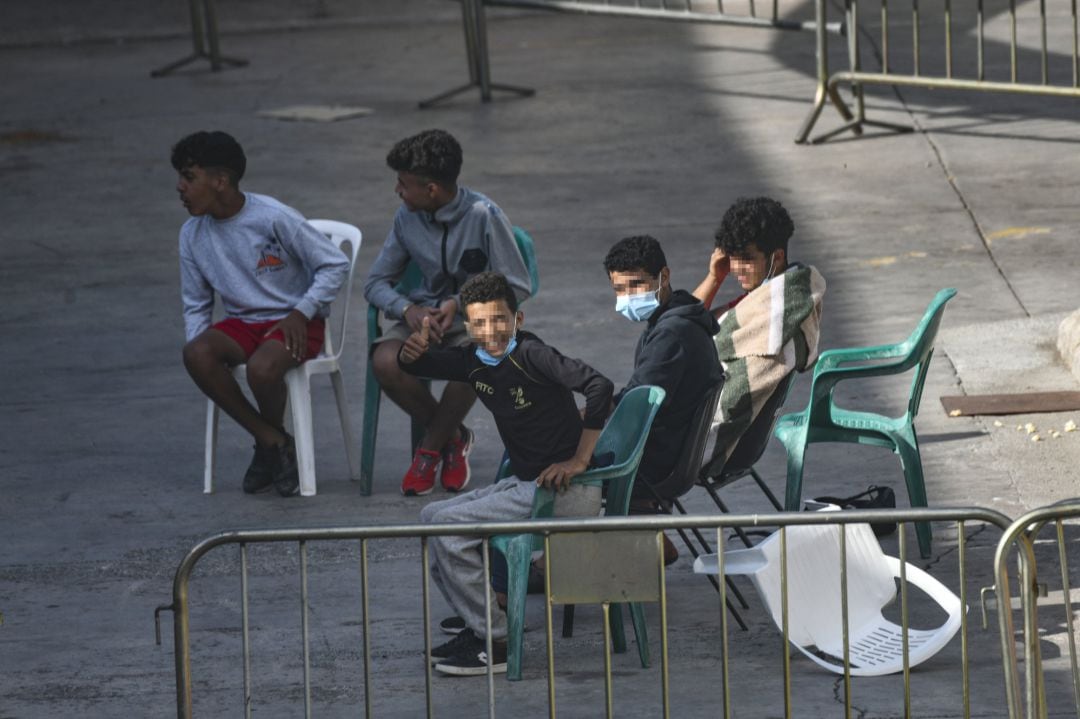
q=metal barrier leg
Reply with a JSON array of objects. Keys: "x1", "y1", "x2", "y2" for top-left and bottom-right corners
[
  {"x1": 151, "y1": 0, "x2": 248, "y2": 77},
  {"x1": 419, "y1": 0, "x2": 535, "y2": 108}
]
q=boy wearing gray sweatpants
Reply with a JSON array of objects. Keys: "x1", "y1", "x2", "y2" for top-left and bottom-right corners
[{"x1": 400, "y1": 272, "x2": 613, "y2": 676}]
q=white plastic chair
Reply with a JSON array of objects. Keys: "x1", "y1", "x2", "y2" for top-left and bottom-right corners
[
  {"x1": 693, "y1": 513, "x2": 963, "y2": 676},
  {"x1": 204, "y1": 219, "x2": 363, "y2": 496}
]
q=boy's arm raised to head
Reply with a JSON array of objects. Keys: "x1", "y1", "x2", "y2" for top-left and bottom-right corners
[{"x1": 691, "y1": 247, "x2": 730, "y2": 309}]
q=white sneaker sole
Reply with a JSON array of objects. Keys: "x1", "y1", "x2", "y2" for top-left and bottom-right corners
[{"x1": 433, "y1": 660, "x2": 507, "y2": 676}]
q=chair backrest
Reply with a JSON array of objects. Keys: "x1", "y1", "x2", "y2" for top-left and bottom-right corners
[
  {"x1": 596, "y1": 386, "x2": 667, "y2": 517},
  {"x1": 724, "y1": 518, "x2": 896, "y2": 649},
  {"x1": 308, "y1": 219, "x2": 362, "y2": 360},
  {"x1": 710, "y1": 370, "x2": 797, "y2": 481},
  {"x1": 533, "y1": 386, "x2": 666, "y2": 520},
  {"x1": 512, "y1": 226, "x2": 541, "y2": 297},
  {"x1": 902, "y1": 287, "x2": 957, "y2": 418},
  {"x1": 645, "y1": 379, "x2": 724, "y2": 500}
]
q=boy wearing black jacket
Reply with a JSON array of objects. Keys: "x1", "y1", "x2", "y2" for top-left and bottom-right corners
[
  {"x1": 604, "y1": 236, "x2": 724, "y2": 561},
  {"x1": 400, "y1": 272, "x2": 614, "y2": 676}
]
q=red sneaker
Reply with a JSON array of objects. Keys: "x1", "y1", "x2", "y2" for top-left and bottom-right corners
[
  {"x1": 401, "y1": 447, "x2": 441, "y2": 496},
  {"x1": 440, "y1": 426, "x2": 474, "y2": 492}
]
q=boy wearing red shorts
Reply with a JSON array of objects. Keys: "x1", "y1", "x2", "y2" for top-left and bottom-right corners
[{"x1": 173, "y1": 131, "x2": 349, "y2": 496}]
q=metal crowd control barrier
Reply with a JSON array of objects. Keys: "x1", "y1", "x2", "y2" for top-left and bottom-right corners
[
  {"x1": 994, "y1": 500, "x2": 1080, "y2": 719},
  {"x1": 797, "y1": 0, "x2": 1080, "y2": 143},
  {"x1": 423, "y1": 0, "x2": 844, "y2": 108},
  {"x1": 158, "y1": 507, "x2": 1011, "y2": 718},
  {"x1": 151, "y1": 0, "x2": 247, "y2": 77}
]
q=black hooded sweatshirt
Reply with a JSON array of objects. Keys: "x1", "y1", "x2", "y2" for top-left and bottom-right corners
[
  {"x1": 399, "y1": 331, "x2": 614, "y2": 482},
  {"x1": 616, "y1": 289, "x2": 723, "y2": 489}
]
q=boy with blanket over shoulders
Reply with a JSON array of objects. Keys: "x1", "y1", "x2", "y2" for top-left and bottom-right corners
[{"x1": 692, "y1": 197, "x2": 826, "y2": 468}]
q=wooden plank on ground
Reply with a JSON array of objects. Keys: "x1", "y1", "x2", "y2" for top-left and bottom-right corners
[{"x1": 941, "y1": 392, "x2": 1080, "y2": 417}]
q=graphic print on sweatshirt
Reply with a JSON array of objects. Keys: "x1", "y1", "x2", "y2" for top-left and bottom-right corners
[{"x1": 255, "y1": 242, "x2": 288, "y2": 275}]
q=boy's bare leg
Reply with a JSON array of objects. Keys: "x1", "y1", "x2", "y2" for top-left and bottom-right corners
[
  {"x1": 245, "y1": 340, "x2": 301, "y2": 443},
  {"x1": 371, "y1": 339, "x2": 476, "y2": 451},
  {"x1": 182, "y1": 329, "x2": 286, "y2": 447},
  {"x1": 425, "y1": 381, "x2": 476, "y2": 451}
]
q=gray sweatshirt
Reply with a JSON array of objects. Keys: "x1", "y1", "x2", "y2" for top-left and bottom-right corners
[
  {"x1": 179, "y1": 192, "x2": 350, "y2": 341},
  {"x1": 363, "y1": 187, "x2": 531, "y2": 320}
]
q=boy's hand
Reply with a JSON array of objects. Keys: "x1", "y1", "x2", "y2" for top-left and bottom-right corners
[
  {"x1": 536, "y1": 457, "x2": 589, "y2": 492},
  {"x1": 404, "y1": 304, "x2": 443, "y2": 342},
  {"x1": 709, "y1": 247, "x2": 730, "y2": 280},
  {"x1": 435, "y1": 298, "x2": 458, "y2": 334},
  {"x1": 400, "y1": 316, "x2": 433, "y2": 364},
  {"x1": 266, "y1": 310, "x2": 308, "y2": 362}
]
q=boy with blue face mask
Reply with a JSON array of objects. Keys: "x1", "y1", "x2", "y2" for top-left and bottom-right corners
[
  {"x1": 399, "y1": 271, "x2": 613, "y2": 676},
  {"x1": 604, "y1": 236, "x2": 724, "y2": 546}
]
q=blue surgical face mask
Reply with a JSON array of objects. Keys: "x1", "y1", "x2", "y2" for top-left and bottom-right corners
[
  {"x1": 474, "y1": 317, "x2": 518, "y2": 366},
  {"x1": 615, "y1": 287, "x2": 661, "y2": 322}
]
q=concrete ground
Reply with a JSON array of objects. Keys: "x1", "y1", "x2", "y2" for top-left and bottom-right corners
[{"x1": 3, "y1": 0, "x2": 1080, "y2": 716}]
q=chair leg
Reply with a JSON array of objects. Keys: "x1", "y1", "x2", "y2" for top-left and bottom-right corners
[
  {"x1": 897, "y1": 436, "x2": 933, "y2": 558},
  {"x1": 502, "y1": 536, "x2": 534, "y2": 682},
  {"x1": 628, "y1": 602, "x2": 650, "y2": 668},
  {"x1": 204, "y1": 399, "x2": 218, "y2": 494},
  {"x1": 286, "y1": 371, "x2": 317, "y2": 496},
  {"x1": 750, "y1": 469, "x2": 783, "y2": 511},
  {"x1": 782, "y1": 435, "x2": 809, "y2": 511},
  {"x1": 561, "y1": 605, "x2": 575, "y2": 638},
  {"x1": 330, "y1": 370, "x2": 361, "y2": 481},
  {"x1": 608, "y1": 603, "x2": 628, "y2": 654},
  {"x1": 359, "y1": 362, "x2": 381, "y2": 496}
]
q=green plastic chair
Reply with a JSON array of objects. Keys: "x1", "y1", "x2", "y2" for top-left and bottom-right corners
[
  {"x1": 359, "y1": 227, "x2": 540, "y2": 495},
  {"x1": 773, "y1": 288, "x2": 957, "y2": 559},
  {"x1": 489, "y1": 385, "x2": 666, "y2": 681}
]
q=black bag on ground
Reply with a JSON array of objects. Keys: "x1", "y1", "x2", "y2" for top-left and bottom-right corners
[{"x1": 813, "y1": 485, "x2": 898, "y2": 538}]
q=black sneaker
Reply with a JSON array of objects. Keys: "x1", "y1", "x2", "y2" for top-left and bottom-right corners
[
  {"x1": 430, "y1": 627, "x2": 480, "y2": 663},
  {"x1": 434, "y1": 633, "x2": 507, "y2": 676},
  {"x1": 270, "y1": 433, "x2": 300, "y2": 497},
  {"x1": 242, "y1": 444, "x2": 274, "y2": 494},
  {"x1": 440, "y1": 616, "x2": 466, "y2": 636}
]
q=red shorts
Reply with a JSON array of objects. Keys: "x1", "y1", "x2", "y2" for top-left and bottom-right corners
[{"x1": 213, "y1": 317, "x2": 325, "y2": 361}]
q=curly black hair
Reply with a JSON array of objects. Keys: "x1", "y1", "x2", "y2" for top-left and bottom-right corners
[
  {"x1": 170, "y1": 131, "x2": 246, "y2": 185},
  {"x1": 460, "y1": 271, "x2": 519, "y2": 312},
  {"x1": 602, "y1": 235, "x2": 668, "y2": 277},
  {"x1": 714, "y1": 197, "x2": 793, "y2": 256},
  {"x1": 386, "y1": 129, "x2": 463, "y2": 186}
]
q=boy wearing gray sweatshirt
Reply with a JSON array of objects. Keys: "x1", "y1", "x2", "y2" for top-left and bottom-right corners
[
  {"x1": 364, "y1": 129, "x2": 531, "y2": 497},
  {"x1": 174, "y1": 131, "x2": 349, "y2": 497}
]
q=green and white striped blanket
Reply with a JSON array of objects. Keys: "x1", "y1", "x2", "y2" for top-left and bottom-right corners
[{"x1": 710, "y1": 264, "x2": 826, "y2": 467}]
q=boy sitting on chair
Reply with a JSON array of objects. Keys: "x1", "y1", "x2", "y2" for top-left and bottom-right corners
[
  {"x1": 691, "y1": 197, "x2": 826, "y2": 468},
  {"x1": 400, "y1": 271, "x2": 613, "y2": 676},
  {"x1": 364, "y1": 129, "x2": 533, "y2": 497},
  {"x1": 604, "y1": 236, "x2": 724, "y2": 562},
  {"x1": 174, "y1": 131, "x2": 349, "y2": 497}
]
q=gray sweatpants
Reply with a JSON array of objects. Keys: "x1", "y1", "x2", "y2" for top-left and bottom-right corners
[{"x1": 420, "y1": 479, "x2": 601, "y2": 640}]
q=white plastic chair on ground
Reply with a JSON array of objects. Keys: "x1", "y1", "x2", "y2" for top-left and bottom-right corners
[
  {"x1": 693, "y1": 511, "x2": 963, "y2": 676},
  {"x1": 204, "y1": 219, "x2": 363, "y2": 496}
]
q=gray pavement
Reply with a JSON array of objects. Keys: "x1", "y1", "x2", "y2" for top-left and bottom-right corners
[{"x1": 3, "y1": 1, "x2": 1080, "y2": 716}]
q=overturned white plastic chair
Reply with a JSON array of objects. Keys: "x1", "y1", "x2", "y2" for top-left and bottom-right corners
[
  {"x1": 694, "y1": 515, "x2": 963, "y2": 676},
  {"x1": 204, "y1": 219, "x2": 363, "y2": 496}
]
